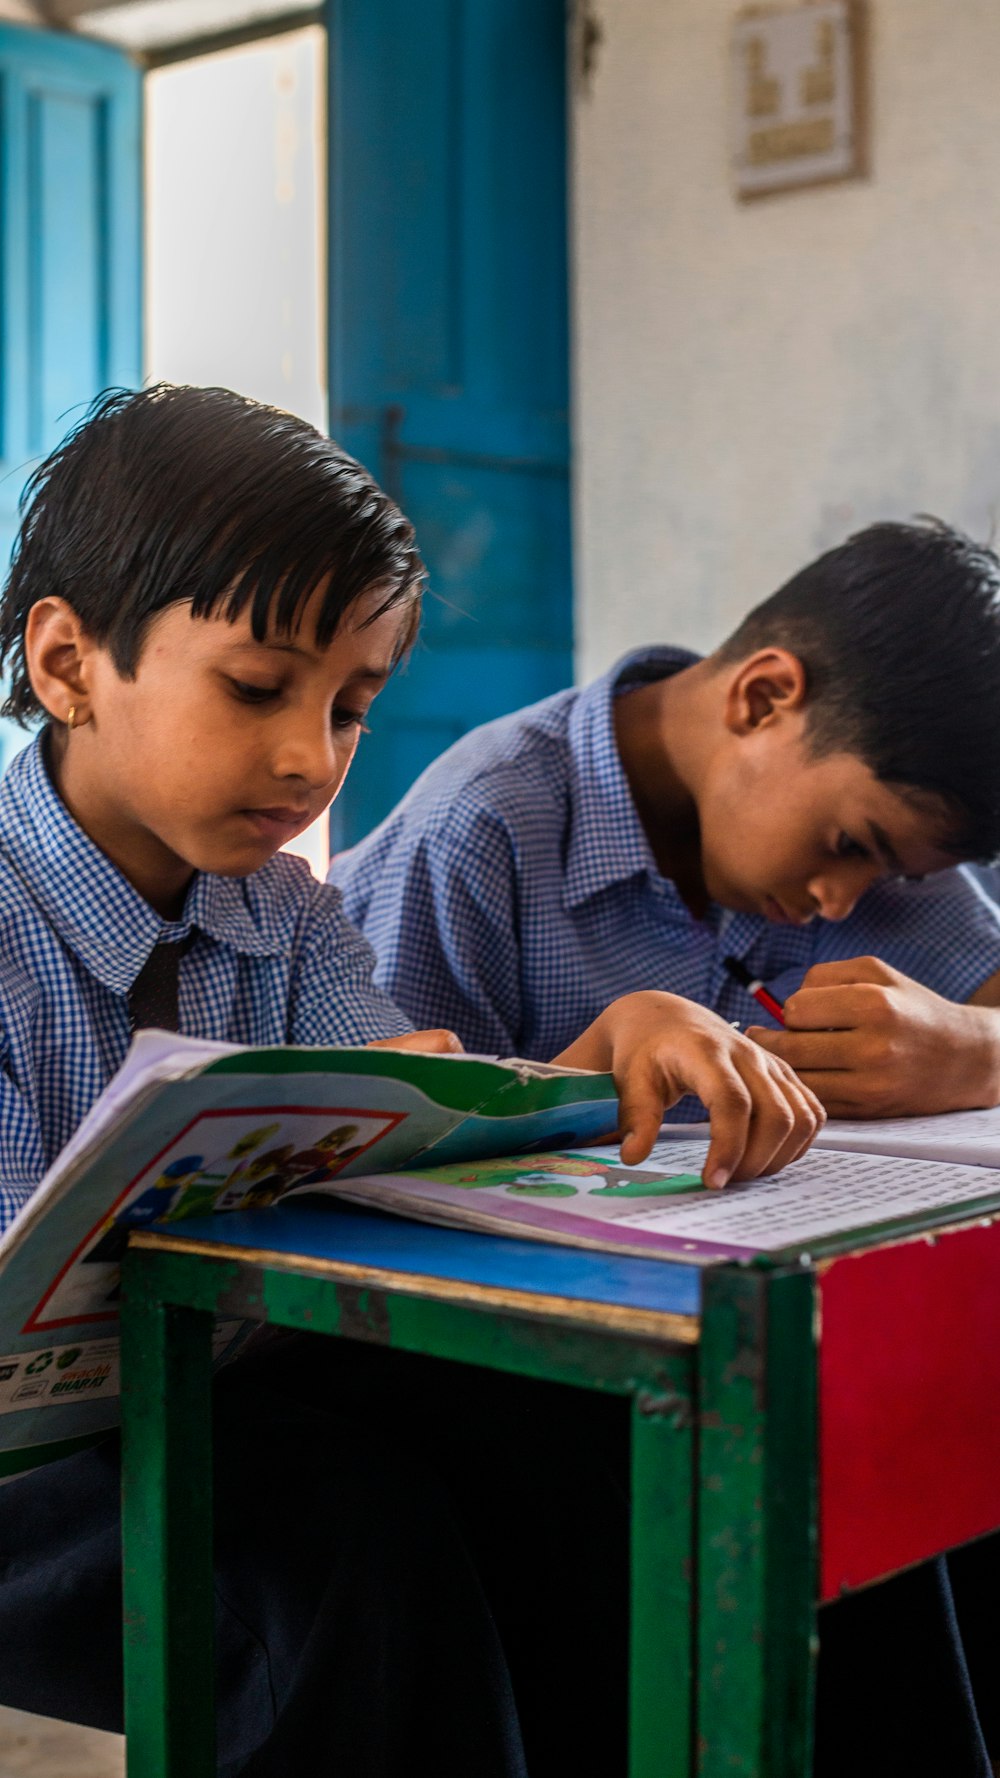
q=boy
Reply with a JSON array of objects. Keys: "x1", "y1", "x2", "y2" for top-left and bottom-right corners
[
  {"x1": 333, "y1": 520, "x2": 1000, "y2": 1121},
  {"x1": 0, "y1": 384, "x2": 821, "y2": 1777}
]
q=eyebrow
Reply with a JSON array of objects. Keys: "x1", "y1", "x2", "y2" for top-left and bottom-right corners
[
  {"x1": 228, "y1": 639, "x2": 310, "y2": 661},
  {"x1": 866, "y1": 820, "x2": 904, "y2": 875},
  {"x1": 226, "y1": 640, "x2": 391, "y2": 681}
]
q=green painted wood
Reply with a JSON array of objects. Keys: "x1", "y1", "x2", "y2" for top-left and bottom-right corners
[
  {"x1": 758, "y1": 1185, "x2": 1000, "y2": 1264},
  {"x1": 761, "y1": 1270, "x2": 817, "y2": 1775},
  {"x1": 128, "y1": 1247, "x2": 693, "y2": 1396},
  {"x1": 696, "y1": 1266, "x2": 817, "y2": 1778},
  {"x1": 121, "y1": 1243, "x2": 700, "y2": 1776},
  {"x1": 630, "y1": 1390, "x2": 695, "y2": 1778},
  {"x1": 121, "y1": 1284, "x2": 215, "y2": 1778}
]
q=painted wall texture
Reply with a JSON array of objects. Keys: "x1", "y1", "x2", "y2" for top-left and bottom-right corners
[{"x1": 571, "y1": 0, "x2": 1000, "y2": 674}]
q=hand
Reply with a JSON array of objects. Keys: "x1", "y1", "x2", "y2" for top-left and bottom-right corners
[
  {"x1": 365, "y1": 1029, "x2": 464, "y2": 1055},
  {"x1": 748, "y1": 956, "x2": 1000, "y2": 1118},
  {"x1": 554, "y1": 991, "x2": 824, "y2": 1186}
]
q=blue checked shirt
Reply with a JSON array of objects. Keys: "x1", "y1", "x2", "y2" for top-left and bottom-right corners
[
  {"x1": 0, "y1": 735, "x2": 410, "y2": 1233},
  {"x1": 332, "y1": 647, "x2": 1000, "y2": 1118}
]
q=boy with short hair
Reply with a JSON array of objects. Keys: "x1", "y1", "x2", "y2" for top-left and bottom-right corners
[
  {"x1": 0, "y1": 383, "x2": 823, "y2": 1776},
  {"x1": 333, "y1": 520, "x2": 1000, "y2": 1121}
]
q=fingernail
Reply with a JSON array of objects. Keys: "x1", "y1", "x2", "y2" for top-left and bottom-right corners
[{"x1": 708, "y1": 1169, "x2": 729, "y2": 1191}]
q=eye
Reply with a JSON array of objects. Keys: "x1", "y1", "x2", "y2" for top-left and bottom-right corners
[
  {"x1": 331, "y1": 706, "x2": 372, "y2": 734},
  {"x1": 227, "y1": 678, "x2": 281, "y2": 705},
  {"x1": 835, "y1": 832, "x2": 870, "y2": 861}
]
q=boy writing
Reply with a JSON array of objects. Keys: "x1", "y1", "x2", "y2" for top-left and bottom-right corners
[
  {"x1": 333, "y1": 521, "x2": 1000, "y2": 1121},
  {"x1": 0, "y1": 383, "x2": 822, "y2": 1776}
]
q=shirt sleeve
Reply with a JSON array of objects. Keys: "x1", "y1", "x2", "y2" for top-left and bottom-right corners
[
  {"x1": 0, "y1": 1047, "x2": 48, "y2": 1236},
  {"x1": 332, "y1": 802, "x2": 524, "y2": 1055},
  {"x1": 809, "y1": 866, "x2": 1000, "y2": 1002},
  {"x1": 286, "y1": 878, "x2": 415, "y2": 1046}
]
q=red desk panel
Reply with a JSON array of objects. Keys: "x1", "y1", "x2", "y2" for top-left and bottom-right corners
[{"x1": 819, "y1": 1218, "x2": 1000, "y2": 1600}]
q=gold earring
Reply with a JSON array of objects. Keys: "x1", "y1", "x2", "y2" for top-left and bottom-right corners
[{"x1": 66, "y1": 705, "x2": 76, "y2": 731}]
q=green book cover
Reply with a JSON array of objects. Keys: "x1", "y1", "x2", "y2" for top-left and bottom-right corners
[{"x1": 0, "y1": 1032, "x2": 618, "y2": 1473}]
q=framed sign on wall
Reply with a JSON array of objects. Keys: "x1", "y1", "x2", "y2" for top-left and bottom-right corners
[{"x1": 730, "y1": 0, "x2": 868, "y2": 201}]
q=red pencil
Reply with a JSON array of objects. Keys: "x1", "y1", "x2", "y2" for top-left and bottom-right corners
[{"x1": 723, "y1": 955, "x2": 787, "y2": 1027}]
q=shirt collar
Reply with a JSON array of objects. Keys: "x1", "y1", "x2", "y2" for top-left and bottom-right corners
[
  {"x1": 0, "y1": 734, "x2": 288, "y2": 993},
  {"x1": 563, "y1": 646, "x2": 700, "y2": 909}
]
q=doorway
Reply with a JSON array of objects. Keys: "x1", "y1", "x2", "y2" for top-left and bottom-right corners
[{"x1": 146, "y1": 20, "x2": 329, "y2": 875}]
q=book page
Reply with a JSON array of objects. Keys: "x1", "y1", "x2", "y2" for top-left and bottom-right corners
[
  {"x1": 813, "y1": 1105, "x2": 1000, "y2": 1169},
  {"x1": 332, "y1": 1137, "x2": 1000, "y2": 1264},
  {"x1": 659, "y1": 1106, "x2": 1000, "y2": 1171}
]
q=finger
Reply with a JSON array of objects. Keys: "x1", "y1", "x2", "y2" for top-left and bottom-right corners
[
  {"x1": 727, "y1": 1086, "x2": 797, "y2": 1180},
  {"x1": 366, "y1": 1028, "x2": 464, "y2": 1054},
  {"x1": 696, "y1": 1071, "x2": 755, "y2": 1188},
  {"x1": 616, "y1": 1057, "x2": 680, "y2": 1165},
  {"x1": 791, "y1": 1070, "x2": 885, "y2": 1116},
  {"x1": 782, "y1": 984, "x2": 889, "y2": 1032},
  {"x1": 783, "y1": 1079, "x2": 827, "y2": 1163},
  {"x1": 748, "y1": 1074, "x2": 825, "y2": 1176},
  {"x1": 799, "y1": 956, "x2": 899, "y2": 992},
  {"x1": 727, "y1": 1056, "x2": 824, "y2": 1179},
  {"x1": 746, "y1": 1027, "x2": 860, "y2": 1070}
]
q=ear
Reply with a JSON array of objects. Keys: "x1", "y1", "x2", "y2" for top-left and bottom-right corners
[
  {"x1": 23, "y1": 598, "x2": 97, "y2": 726},
  {"x1": 722, "y1": 648, "x2": 808, "y2": 737}
]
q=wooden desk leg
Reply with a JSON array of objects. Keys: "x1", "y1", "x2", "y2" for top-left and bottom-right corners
[
  {"x1": 697, "y1": 1268, "x2": 817, "y2": 1778},
  {"x1": 630, "y1": 1380, "x2": 695, "y2": 1778},
  {"x1": 121, "y1": 1265, "x2": 215, "y2": 1778}
]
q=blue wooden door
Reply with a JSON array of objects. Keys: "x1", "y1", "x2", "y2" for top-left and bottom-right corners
[
  {"x1": 0, "y1": 23, "x2": 141, "y2": 773},
  {"x1": 326, "y1": 0, "x2": 572, "y2": 848}
]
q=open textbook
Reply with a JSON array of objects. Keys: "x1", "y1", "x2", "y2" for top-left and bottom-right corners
[
  {"x1": 329, "y1": 1111, "x2": 1000, "y2": 1267},
  {"x1": 8, "y1": 1030, "x2": 1000, "y2": 1475},
  {"x1": 0, "y1": 1031, "x2": 618, "y2": 1474}
]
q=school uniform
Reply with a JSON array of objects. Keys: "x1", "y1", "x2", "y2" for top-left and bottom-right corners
[
  {"x1": 331, "y1": 649, "x2": 1000, "y2": 1773},
  {"x1": 331, "y1": 647, "x2": 1000, "y2": 1091},
  {"x1": 0, "y1": 734, "x2": 635, "y2": 1777},
  {"x1": 0, "y1": 734, "x2": 993, "y2": 1776},
  {"x1": 0, "y1": 734, "x2": 411, "y2": 1231}
]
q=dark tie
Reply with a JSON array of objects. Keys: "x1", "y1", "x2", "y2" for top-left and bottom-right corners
[{"x1": 128, "y1": 935, "x2": 193, "y2": 1035}]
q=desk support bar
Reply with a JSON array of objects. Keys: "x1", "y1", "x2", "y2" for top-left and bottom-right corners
[
  {"x1": 697, "y1": 1266, "x2": 817, "y2": 1778},
  {"x1": 630, "y1": 1388, "x2": 695, "y2": 1778},
  {"x1": 121, "y1": 1278, "x2": 215, "y2": 1778}
]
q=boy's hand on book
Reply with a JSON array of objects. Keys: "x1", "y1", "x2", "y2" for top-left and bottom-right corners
[
  {"x1": 365, "y1": 1029, "x2": 465, "y2": 1054},
  {"x1": 748, "y1": 957, "x2": 1000, "y2": 1118},
  {"x1": 554, "y1": 992, "x2": 824, "y2": 1187}
]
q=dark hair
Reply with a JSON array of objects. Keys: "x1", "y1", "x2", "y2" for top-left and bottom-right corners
[
  {"x1": 715, "y1": 519, "x2": 1000, "y2": 861},
  {"x1": 0, "y1": 383, "x2": 424, "y2": 723}
]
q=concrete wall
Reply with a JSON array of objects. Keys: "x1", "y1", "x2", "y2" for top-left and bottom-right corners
[{"x1": 571, "y1": 0, "x2": 1000, "y2": 675}]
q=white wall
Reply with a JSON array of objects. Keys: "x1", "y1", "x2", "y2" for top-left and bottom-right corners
[
  {"x1": 146, "y1": 24, "x2": 326, "y2": 432},
  {"x1": 146, "y1": 25, "x2": 330, "y2": 877},
  {"x1": 572, "y1": 0, "x2": 1000, "y2": 675}
]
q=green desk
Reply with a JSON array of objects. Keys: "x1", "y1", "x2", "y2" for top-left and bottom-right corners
[{"x1": 121, "y1": 1195, "x2": 1000, "y2": 1775}]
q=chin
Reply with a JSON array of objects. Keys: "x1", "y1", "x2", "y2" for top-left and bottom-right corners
[
  {"x1": 188, "y1": 840, "x2": 275, "y2": 879},
  {"x1": 702, "y1": 871, "x2": 752, "y2": 914}
]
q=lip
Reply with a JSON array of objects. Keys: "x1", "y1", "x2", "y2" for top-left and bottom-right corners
[
  {"x1": 762, "y1": 895, "x2": 790, "y2": 923},
  {"x1": 241, "y1": 806, "x2": 312, "y2": 841}
]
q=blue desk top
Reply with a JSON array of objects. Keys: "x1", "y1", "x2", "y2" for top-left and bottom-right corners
[{"x1": 150, "y1": 1200, "x2": 702, "y2": 1320}]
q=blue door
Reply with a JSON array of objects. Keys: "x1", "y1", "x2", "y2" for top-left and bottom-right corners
[
  {"x1": 0, "y1": 23, "x2": 142, "y2": 772},
  {"x1": 326, "y1": 0, "x2": 572, "y2": 848}
]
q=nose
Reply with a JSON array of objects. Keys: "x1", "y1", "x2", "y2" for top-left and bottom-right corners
[
  {"x1": 272, "y1": 715, "x2": 342, "y2": 791},
  {"x1": 806, "y1": 860, "x2": 881, "y2": 923}
]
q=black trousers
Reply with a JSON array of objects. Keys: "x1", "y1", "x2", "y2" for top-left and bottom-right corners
[{"x1": 0, "y1": 1333, "x2": 992, "y2": 1777}]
